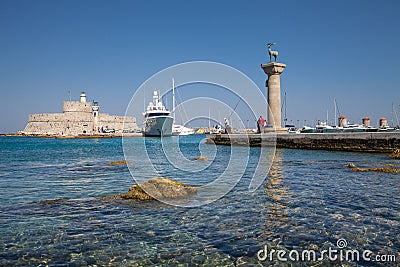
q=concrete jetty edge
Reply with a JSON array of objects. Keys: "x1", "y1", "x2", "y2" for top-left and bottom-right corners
[
  {"x1": 0, "y1": 133, "x2": 143, "y2": 138},
  {"x1": 206, "y1": 132, "x2": 400, "y2": 153}
]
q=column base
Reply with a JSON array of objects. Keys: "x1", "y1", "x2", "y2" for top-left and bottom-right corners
[{"x1": 262, "y1": 127, "x2": 288, "y2": 134}]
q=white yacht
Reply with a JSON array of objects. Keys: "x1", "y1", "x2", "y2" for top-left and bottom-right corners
[
  {"x1": 142, "y1": 91, "x2": 173, "y2": 137},
  {"x1": 172, "y1": 124, "x2": 196, "y2": 136},
  {"x1": 315, "y1": 121, "x2": 343, "y2": 133}
]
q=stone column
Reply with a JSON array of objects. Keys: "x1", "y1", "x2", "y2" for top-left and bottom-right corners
[{"x1": 260, "y1": 62, "x2": 286, "y2": 130}]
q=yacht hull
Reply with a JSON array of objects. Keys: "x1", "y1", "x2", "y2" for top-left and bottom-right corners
[{"x1": 143, "y1": 116, "x2": 174, "y2": 137}]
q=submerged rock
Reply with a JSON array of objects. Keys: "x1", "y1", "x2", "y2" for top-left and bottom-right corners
[
  {"x1": 106, "y1": 160, "x2": 131, "y2": 165},
  {"x1": 109, "y1": 178, "x2": 197, "y2": 200},
  {"x1": 36, "y1": 198, "x2": 67, "y2": 204},
  {"x1": 347, "y1": 163, "x2": 400, "y2": 173},
  {"x1": 389, "y1": 149, "x2": 400, "y2": 159},
  {"x1": 193, "y1": 156, "x2": 210, "y2": 161},
  {"x1": 347, "y1": 163, "x2": 357, "y2": 169}
]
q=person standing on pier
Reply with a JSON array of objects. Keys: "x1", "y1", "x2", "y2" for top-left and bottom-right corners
[
  {"x1": 224, "y1": 118, "x2": 232, "y2": 134},
  {"x1": 257, "y1": 116, "x2": 265, "y2": 133}
]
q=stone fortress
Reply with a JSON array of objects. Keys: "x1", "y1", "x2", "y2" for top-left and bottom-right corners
[{"x1": 22, "y1": 92, "x2": 139, "y2": 136}]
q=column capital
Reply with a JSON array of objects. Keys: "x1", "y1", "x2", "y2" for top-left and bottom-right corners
[{"x1": 261, "y1": 62, "x2": 286, "y2": 76}]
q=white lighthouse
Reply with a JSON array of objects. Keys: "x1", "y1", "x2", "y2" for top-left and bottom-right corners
[
  {"x1": 92, "y1": 101, "x2": 99, "y2": 133},
  {"x1": 80, "y1": 92, "x2": 87, "y2": 103}
]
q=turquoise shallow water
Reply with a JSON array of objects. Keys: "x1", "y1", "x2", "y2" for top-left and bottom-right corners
[{"x1": 0, "y1": 136, "x2": 399, "y2": 266}]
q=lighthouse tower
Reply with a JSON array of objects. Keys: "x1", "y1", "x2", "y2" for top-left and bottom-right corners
[
  {"x1": 80, "y1": 92, "x2": 87, "y2": 103},
  {"x1": 92, "y1": 101, "x2": 99, "y2": 133}
]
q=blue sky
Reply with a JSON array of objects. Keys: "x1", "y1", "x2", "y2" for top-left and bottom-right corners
[{"x1": 1, "y1": 0, "x2": 399, "y2": 132}]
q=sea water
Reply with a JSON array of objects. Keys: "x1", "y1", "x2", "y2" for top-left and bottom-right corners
[{"x1": 0, "y1": 136, "x2": 399, "y2": 266}]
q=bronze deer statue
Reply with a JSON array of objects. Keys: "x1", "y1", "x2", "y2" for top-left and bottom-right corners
[{"x1": 267, "y1": 43, "x2": 278, "y2": 62}]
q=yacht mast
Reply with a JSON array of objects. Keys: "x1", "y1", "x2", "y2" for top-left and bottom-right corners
[
  {"x1": 334, "y1": 98, "x2": 344, "y2": 126},
  {"x1": 393, "y1": 102, "x2": 399, "y2": 127},
  {"x1": 208, "y1": 106, "x2": 211, "y2": 128},
  {"x1": 333, "y1": 97, "x2": 337, "y2": 125},
  {"x1": 326, "y1": 109, "x2": 329, "y2": 125},
  {"x1": 172, "y1": 78, "x2": 175, "y2": 122}
]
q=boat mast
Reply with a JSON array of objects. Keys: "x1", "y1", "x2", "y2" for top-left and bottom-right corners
[
  {"x1": 393, "y1": 102, "x2": 399, "y2": 127},
  {"x1": 172, "y1": 78, "x2": 175, "y2": 122},
  {"x1": 208, "y1": 106, "x2": 211, "y2": 129},
  {"x1": 334, "y1": 97, "x2": 342, "y2": 126},
  {"x1": 334, "y1": 97, "x2": 337, "y2": 126},
  {"x1": 326, "y1": 109, "x2": 329, "y2": 125}
]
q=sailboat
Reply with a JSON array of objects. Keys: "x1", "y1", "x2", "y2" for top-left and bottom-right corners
[{"x1": 170, "y1": 78, "x2": 195, "y2": 136}]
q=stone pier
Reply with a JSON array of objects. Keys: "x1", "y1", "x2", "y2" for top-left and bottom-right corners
[{"x1": 206, "y1": 132, "x2": 400, "y2": 153}]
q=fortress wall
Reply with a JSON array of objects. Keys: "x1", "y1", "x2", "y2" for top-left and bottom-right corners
[
  {"x1": 28, "y1": 112, "x2": 92, "y2": 122},
  {"x1": 63, "y1": 101, "x2": 92, "y2": 113},
  {"x1": 28, "y1": 113, "x2": 65, "y2": 122},
  {"x1": 62, "y1": 122, "x2": 93, "y2": 135},
  {"x1": 23, "y1": 112, "x2": 94, "y2": 135},
  {"x1": 24, "y1": 121, "x2": 62, "y2": 135},
  {"x1": 24, "y1": 113, "x2": 66, "y2": 134},
  {"x1": 62, "y1": 112, "x2": 93, "y2": 122},
  {"x1": 23, "y1": 120, "x2": 93, "y2": 135},
  {"x1": 99, "y1": 115, "x2": 138, "y2": 132}
]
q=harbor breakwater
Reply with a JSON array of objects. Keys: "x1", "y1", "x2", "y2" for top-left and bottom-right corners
[{"x1": 206, "y1": 132, "x2": 400, "y2": 153}]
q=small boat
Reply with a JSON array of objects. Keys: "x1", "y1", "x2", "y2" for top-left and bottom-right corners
[
  {"x1": 378, "y1": 126, "x2": 397, "y2": 132},
  {"x1": 196, "y1": 128, "x2": 207, "y2": 134},
  {"x1": 142, "y1": 91, "x2": 173, "y2": 137},
  {"x1": 172, "y1": 124, "x2": 196, "y2": 136},
  {"x1": 365, "y1": 126, "x2": 378, "y2": 132},
  {"x1": 288, "y1": 127, "x2": 300, "y2": 134},
  {"x1": 301, "y1": 126, "x2": 315, "y2": 133},
  {"x1": 343, "y1": 123, "x2": 366, "y2": 132},
  {"x1": 315, "y1": 122, "x2": 343, "y2": 133},
  {"x1": 211, "y1": 125, "x2": 223, "y2": 134}
]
